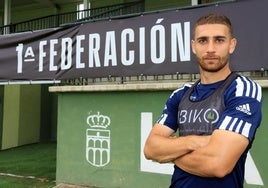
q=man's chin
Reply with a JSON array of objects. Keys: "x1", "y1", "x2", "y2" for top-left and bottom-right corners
[{"x1": 200, "y1": 66, "x2": 224, "y2": 73}]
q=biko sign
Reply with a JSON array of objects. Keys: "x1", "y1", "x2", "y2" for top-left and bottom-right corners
[{"x1": 0, "y1": 0, "x2": 268, "y2": 82}]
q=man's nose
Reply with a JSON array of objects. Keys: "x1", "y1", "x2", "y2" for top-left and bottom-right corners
[{"x1": 207, "y1": 41, "x2": 216, "y2": 53}]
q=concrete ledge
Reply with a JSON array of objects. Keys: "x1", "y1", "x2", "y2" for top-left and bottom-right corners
[
  {"x1": 49, "y1": 79, "x2": 268, "y2": 93},
  {"x1": 256, "y1": 79, "x2": 268, "y2": 88},
  {"x1": 49, "y1": 82, "x2": 186, "y2": 92}
]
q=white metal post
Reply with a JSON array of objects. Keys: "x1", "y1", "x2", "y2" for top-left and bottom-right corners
[{"x1": 4, "y1": 0, "x2": 11, "y2": 34}]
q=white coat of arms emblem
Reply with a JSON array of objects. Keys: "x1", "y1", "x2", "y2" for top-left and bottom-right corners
[{"x1": 86, "y1": 111, "x2": 111, "y2": 167}]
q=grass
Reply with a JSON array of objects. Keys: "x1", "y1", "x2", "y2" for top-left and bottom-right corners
[{"x1": 0, "y1": 142, "x2": 56, "y2": 188}]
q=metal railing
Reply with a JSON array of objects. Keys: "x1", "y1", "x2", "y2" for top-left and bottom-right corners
[{"x1": 0, "y1": 0, "x2": 144, "y2": 35}]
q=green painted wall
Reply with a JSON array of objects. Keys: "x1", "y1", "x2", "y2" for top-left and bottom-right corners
[
  {"x1": 2, "y1": 85, "x2": 20, "y2": 149},
  {"x1": 56, "y1": 89, "x2": 268, "y2": 188},
  {"x1": 18, "y1": 85, "x2": 41, "y2": 145},
  {"x1": 250, "y1": 88, "x2": 268, "y2": 188},
  {"x1": 0, "y1": 86, "x2": 4, "y2": 148},
  {"x1": 0, "y1": 83, "x2": 58, "y2": 150},
  {"x1": 1, "y1": 85, "x2": 41, "y2": 149},
  {"x1": 56, "y1": 91, "x2": 170, "y2": 187},
  {"x1": 40, "y1": 85, "x2": 58, "y2": 142}
]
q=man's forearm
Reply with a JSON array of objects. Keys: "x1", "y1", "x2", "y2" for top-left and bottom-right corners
[
  {"x1": 173, "y1": 148, "x2": 217, "y2": 177},
  {"x1": 144, "y1": 132, "x2": 210, "y2": 163},
  {"x1": 173, "y1": 130, "x2": 249, "y2": 178},
  {"x1": 144, "y1": 135, "x2": 195, "y2": 163}
]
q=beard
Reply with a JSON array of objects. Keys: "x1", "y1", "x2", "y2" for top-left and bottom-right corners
[{"x1": 198, "y1": 55, "x2": 230, "y2": 73}]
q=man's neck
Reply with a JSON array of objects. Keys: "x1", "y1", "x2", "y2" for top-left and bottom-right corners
[{"x1": 200, "y1": 69, "x2": 231, "y2": 84}]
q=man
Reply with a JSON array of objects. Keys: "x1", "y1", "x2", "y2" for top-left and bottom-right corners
[{"x1": 143, "y1": 13, "x2": 262, "y2": 188}]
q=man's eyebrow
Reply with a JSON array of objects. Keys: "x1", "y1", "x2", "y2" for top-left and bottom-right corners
[
  {"x1": 214, "y1": 35, "x2": 226, "y2": 39},
  {"x1": 196, "y1": 36, "x2": 226, "y2": 40},
  {"x1": 196, "y1": 36, "x2": 208, "y2": 40}
]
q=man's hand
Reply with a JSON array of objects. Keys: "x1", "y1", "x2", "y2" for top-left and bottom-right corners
[
  {"x1": 173, "y1": 130, "x2": 249, "y2": 178},
  {"x1": 144, "y1": 123, "x2": 211, "y2": 163}
]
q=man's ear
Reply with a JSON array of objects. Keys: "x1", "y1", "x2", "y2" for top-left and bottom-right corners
[
  {"x1": 191, "y1": 40, "x2": 196, "y2": 54},
  {"x1": 229, "y1": 38, "x2": 237, "y2": 54}
]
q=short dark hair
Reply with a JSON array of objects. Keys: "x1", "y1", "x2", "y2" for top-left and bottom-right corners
[{"x1": 194, "y1": 13, "x2": 233, "y2": 37}]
